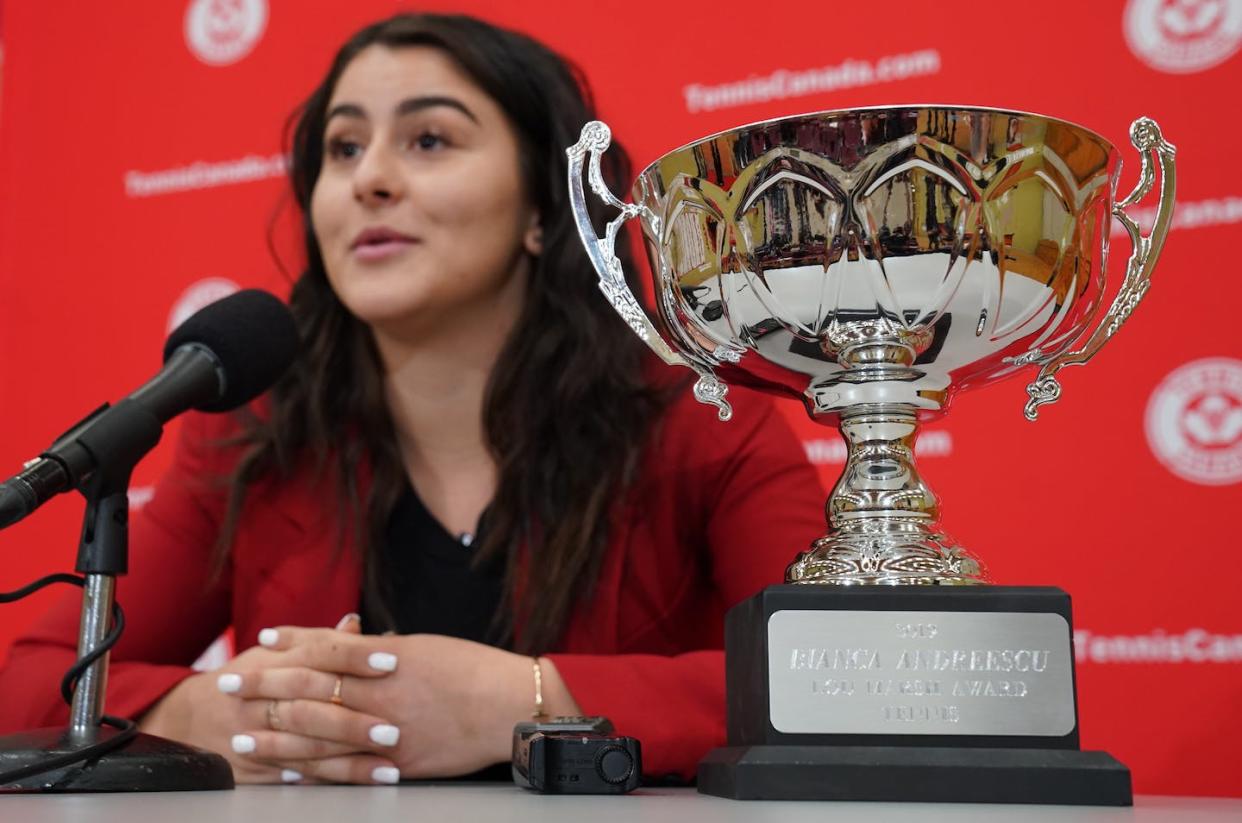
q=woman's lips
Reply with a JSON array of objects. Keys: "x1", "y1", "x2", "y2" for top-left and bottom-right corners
[
  {"x1": 352, "y1": 238, "x2": 417, "y2": 261},
  {"x1": 350, "y1": 225, "x2": 418, "y2": 261}
]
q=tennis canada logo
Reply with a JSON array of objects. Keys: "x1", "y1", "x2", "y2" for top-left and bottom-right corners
[
  {"x1": 168, "y1": 278, "x2": 240, "y2": 333},
  {"x1": 1124, "y1": 0, "x2": 1242, "y2": 72},
  {"x1": 184, "y1": 0, "x2": 268, "y2": 66},
  {"x1": 1145, "y1": 357, "x2": 1242, "y2": 485}
]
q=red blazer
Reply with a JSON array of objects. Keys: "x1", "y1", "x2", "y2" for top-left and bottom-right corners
[{"x1": 0, "y1": 385, "x2": 826, "y2": 781}]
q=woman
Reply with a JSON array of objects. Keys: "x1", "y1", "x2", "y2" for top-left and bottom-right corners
[{"x1": 0, "y1": 14, "x2": 824, "y2": 784}]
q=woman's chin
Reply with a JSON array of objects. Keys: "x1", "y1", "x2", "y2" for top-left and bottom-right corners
[
  {"x1": 346, "y1": 299, "x2": 426, "y2": 328},
  {"x1": 335, "y1": 281, "x2": 429, "y2": 325}
]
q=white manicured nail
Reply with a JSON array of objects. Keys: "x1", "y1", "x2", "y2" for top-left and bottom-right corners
[
  {"x1": 368, "y1": 652, "x2": 398, "y2": 672},
  {"x1": 258, "y1": 628, "x2": 279, "y2": 647},
  {"x1": 335, "y1": 613, "x2": 360, "y2": 630},
  {"x1": 369, "y1": 724, "x2": 400, "y2": 746},
  {"x1": 231, "y1": 734, "x2": 256, "y2": 754},
  {"x1": 372, "y1": 766, "x2": 400, "y2": 784},
  {"x1": 216, "y1": 673, "x2": 242, "y2": 694},
  {"x1": 281, "y1": 769, "x2": 302, "y2": 783}
]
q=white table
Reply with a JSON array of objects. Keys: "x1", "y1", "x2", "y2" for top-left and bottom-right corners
[{"x1": 4, "y1": 784, "x2": 1241, "y2": 822}]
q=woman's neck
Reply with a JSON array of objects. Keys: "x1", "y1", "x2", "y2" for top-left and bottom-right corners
[
  {"x1": 369, "y1": 276, "x2": 527, "y2": 535},
  {"x1": 378, "y1": 329, "x2": 496, "y2": 469}
]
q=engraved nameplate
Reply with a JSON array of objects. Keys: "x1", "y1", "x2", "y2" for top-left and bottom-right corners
[{"x1": 767, "y1": 610, "x2": 1075, "y2": 736}]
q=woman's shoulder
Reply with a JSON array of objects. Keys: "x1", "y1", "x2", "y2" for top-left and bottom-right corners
[
  {"x1": 168, "y1": 401, "x2": 270, "y2": 479},
  {"x1": 656, "y1": 376, "x2": 801, "y2": 445},
  {"x1": 644, "y1": 373, "x2": 815, "y2": 492},
  {"x1": 633, "y1": 373, "x2": 824, "y2": 541}
]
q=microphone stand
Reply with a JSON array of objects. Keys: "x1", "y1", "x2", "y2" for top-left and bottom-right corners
[{"x1": 0, "y1": 413, "x2": 233, "y2": 791}]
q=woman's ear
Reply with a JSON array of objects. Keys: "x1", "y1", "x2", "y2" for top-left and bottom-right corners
[{"x1": 524, "y1": 213, "x2": 543, "y2": 256}]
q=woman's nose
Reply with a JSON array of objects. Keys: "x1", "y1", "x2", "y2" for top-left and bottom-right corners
[{"x1": 352, "y1": 145, "x2": 404, "y2": 207}]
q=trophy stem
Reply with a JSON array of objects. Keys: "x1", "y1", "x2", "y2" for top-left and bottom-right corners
[{"x1": 786, "y1": 405, "x2": 986, "y2": 585}]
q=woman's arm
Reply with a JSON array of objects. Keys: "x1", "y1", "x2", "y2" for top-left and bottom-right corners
[{"x1": 546, "y1": 389, "x2": 827, "y2": 781}]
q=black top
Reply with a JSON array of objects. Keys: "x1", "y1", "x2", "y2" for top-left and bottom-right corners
[
  {"x1": 360, "y1": 484, "x2": 514, "y2": 782},
  {"x1": 360, "y1": 483, "x2": 504, "y2": 643}
]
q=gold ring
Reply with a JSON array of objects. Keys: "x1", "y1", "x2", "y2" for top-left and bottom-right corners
[
  {"x1": 330, "y1": 676, "x2": 344, "y2": 706},
  {"x1": 267, "y1": 699, "x2": 282, "y2": 731}
]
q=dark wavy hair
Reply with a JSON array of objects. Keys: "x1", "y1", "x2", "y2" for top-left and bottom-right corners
[{"x1": 218, "y1": 13, "x2": 672, "y2": 653}]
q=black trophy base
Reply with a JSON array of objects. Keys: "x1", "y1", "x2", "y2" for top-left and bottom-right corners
[
  {"x1": 698, "y1": 744, "x2": 1132, "y2": 805},
  {"x1": 0, "y1": 726, "x2": 235, "y2": 792}
]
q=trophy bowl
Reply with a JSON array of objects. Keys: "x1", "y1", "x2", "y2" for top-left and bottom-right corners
[{"x1": 570, "y1": 106, "x2": 1175, "y2": 586}]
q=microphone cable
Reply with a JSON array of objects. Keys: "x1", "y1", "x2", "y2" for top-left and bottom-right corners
[{"x1": 0, "y1": 573, "x2": 137, "y2": 786}]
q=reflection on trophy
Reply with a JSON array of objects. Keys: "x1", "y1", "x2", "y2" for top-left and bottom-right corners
[{"x1": 570, "y1": 106, "x2": 1175, "y2": 805}]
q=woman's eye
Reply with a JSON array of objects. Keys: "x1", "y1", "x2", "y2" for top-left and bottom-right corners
[
  {"x1": 413, "y1": 132, "x2": 446, "y2": 151},
  {"x1": 326, "y1": 138, "x2": 362, "y2": 160}
]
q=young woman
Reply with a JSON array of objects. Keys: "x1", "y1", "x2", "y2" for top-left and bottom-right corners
[{"x1": 0, "y1": 14, "x2": 825, "y2": 785}]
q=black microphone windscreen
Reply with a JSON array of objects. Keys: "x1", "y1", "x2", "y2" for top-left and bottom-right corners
[{"x1": 163, "y1": 289, "x2": 299, "y2": 412}]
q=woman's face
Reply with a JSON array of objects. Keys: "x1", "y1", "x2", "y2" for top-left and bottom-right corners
[{"x1": 310, "y1": 45, "x2": 540, "y2": 333}]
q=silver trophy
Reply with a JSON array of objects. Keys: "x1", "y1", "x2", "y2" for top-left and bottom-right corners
[
  {"x1": 569, "y1": 107, "x2": 1175, "y2": 804},
  {"x1": 569, "y1": 106, "x2": 1175, "y2": 586}
]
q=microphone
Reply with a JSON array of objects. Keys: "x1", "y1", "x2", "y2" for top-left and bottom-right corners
[{"x1": 0, "y1": 289, "x2": 298, "y2": 529}]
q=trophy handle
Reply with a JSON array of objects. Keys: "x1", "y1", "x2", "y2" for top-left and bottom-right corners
[
  {"x1": 567, "y1": 121, "x2": 733, "y2": 422},
  {"x1": 1022, "y1": 117, "x2": 1177, "y2": 421}
]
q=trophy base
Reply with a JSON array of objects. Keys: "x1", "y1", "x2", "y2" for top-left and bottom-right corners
[
  {"x1": 0, "y1": 727, "x2": 235, "y2": 792},
  {"x1": 697, "y1": 744, "x2": 1133, "y2": 805},
  {"x1": 710, "y1": 585, "x2": 1132, "y2": 805},
  {"x1": 726, "y1": 585, "x2": 1083, "y2": 749}
]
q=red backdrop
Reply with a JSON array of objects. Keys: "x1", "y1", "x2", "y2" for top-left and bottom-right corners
[{"x1": 1, "y1": 0, "x2": 1239, "y2": 797}]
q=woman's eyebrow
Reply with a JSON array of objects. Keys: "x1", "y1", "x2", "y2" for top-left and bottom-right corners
[
  {"x1": 325, "y1": 102, "x2": 367, "y2": 124},
  {"x1": 394, "y1": 95, "x2": 479, "y2": 123},
  {"x1": 325, "y1": 96, "x2": 480, "y2": 126}
]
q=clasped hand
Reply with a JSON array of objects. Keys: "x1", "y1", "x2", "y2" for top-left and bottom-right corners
[{"x1": 138, "y1": 615, "x2": 534, "y2": 784}]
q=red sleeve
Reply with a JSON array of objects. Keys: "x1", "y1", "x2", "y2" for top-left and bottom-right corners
[
  {"x1": 547, "y1": 651, "x2": 726, "y2": 782},
  {"x1": 0, "y1": 412, "x2": 236, "y2": 731},
  {"x1": 547, "y1": 389, "x2": 826, "y2": 781}
]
